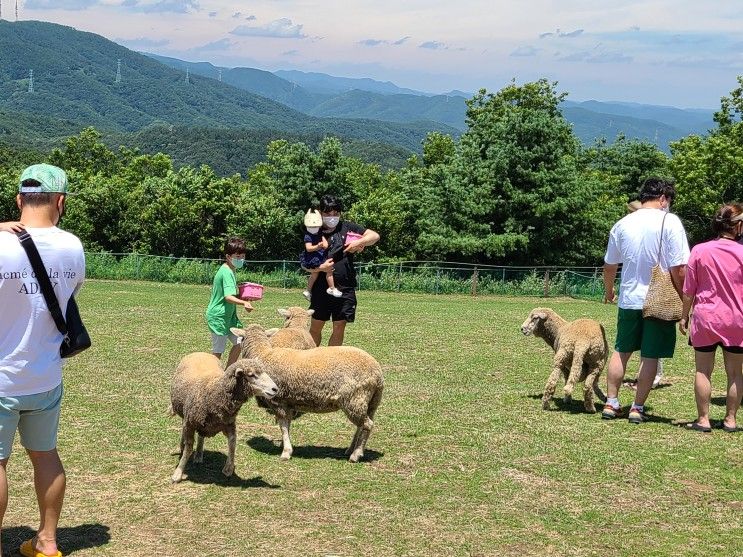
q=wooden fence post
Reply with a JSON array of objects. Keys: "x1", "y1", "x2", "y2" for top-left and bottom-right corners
[
  {"x1": 543, "y1": 270, "x2": 550, "y2": 297},
  {"x1": 471, "y1": 267, "x2": 479, "y2": 296}
]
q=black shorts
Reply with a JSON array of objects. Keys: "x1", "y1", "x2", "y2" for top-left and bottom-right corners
[
  {"x1": 693, "y1": 343, "x2": 743, "y2": 354},
  {"x1": 309, "y1": 285, "x2": 357, "y2": 323}
]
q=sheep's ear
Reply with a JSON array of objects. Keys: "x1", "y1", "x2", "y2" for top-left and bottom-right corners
[
  {"x1": 230, "y1": 327, "x2": 246, "y2": 337},
  {"x1": 535, "y1": 311, "x2": 547, "y2": 320},
  {"x1": 307, "y1": 309, "x2": 315, "y2": 316},
  {"x1": 277, "y1": 308, "x2": 290, "y2": 318}
]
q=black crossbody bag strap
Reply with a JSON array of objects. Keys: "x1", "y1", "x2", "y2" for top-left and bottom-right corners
[{"x1": 15, "y1": 230, "x2": 68, "y2": 336}]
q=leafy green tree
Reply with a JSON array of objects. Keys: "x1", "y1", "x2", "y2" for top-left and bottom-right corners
[
  {"x1": 671, "y1": 77, "x2": 743, "y2": 245},
  {"x1": 580, "y1": 135, "x2": 670, "y2": 198}
]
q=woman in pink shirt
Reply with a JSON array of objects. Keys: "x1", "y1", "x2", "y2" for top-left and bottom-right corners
[{"x1": 680, "y1": 204, "x2": 743, "y2": 432}]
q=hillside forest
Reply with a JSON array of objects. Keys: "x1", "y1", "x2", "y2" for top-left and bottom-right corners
[{"x1": 2, "y1": 77, "x2": 742, "y2": 266}]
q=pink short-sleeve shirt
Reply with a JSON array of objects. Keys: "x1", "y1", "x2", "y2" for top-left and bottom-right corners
[{"x1": 683, "y1": 239, "x2": 743, "y2": 348}]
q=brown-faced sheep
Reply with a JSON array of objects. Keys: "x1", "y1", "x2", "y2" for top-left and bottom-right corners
[
  {"x1": 169, "y1": 353, "x2": 278, "y2": 483},
  {"x1": 265, "y1": 307, "x2": 316, "y2": 349},
  {"x1": 520, "y1": 308, "x2": 608, "y2": 413},
  {"x1": 232, "y1": 324, "x2": 383, "y2": 463}
]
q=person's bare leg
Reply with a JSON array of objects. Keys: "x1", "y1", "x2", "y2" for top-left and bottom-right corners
[
  {"x1": 0, "y1": 458, "x2": 8, "y2": 557},
  {"x1": 329, "y1": 320, "x2": 347, "y2": 346},
  {"x1": 307, "y1": 272, "x2": 318, "y2": 291},
  {"x1": 27, "y1": 449, "x2": 65, "y2": 556},
  {"x1": 606, "y1": 351, "x2": 633, "y2": 399},
  {"x1": 225, "y1": 343, "x2": 241, "y2": 368},
  {"x1": 633, "y1": 356, "x2": 659, "y2": 407},
  {"x1": 692, "y1": 350, "x2": 715, "y2": 429},
  {"x1": 310, "y1": 318, "x2": 326, "y2": 346},
  {"x1": 722, "y1": 351, "x2": 743, "y2": 429},
  {"x1": 326, "y1": 271, "x2": 337, "y2": 291}
]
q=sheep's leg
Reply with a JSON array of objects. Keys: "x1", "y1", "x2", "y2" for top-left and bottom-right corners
[
  {"x1": 345, "y1": 428, "x2": 362, "y2": 456},
  {"x1": 592, "y1": 373, "x2": 607, "y2": 403},
  {"x1": 222, "y1": 424, "x2": 236, "y2": 477},
  {"x1": 542, "y1": 350, "x2": 568, "y2": 410},
  {"x1": 564, "y1": 343, "x2": 588, "y2": 403},
  {"x1": 193, "y1": 433, "x2": 205, "y2": 463},
  {"x1": 172, "y1": 425, "x2": 195, "y2": 483},
  {"x1": 278, "y1": 418, "x2": 293, "y2": 460},
  {"x1": 349, "y1": 416, "x2": 373, "y2": 463},
  {"x1": 583, "y1": 366, "x2": 603, "y2": 413}
]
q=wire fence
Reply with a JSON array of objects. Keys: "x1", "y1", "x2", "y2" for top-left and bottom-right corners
[{"x1": 86, "y1": 253, "x2": 614, "y2": 301}]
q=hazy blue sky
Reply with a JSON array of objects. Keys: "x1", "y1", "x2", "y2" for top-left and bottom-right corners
[{"x1": 13, "y1": 0, "x2": 743, "y2": 107}]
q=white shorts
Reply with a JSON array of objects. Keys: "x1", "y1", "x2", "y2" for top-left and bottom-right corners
[{"x1": 210, "y1": 332, "x2": 241, "y2": 354}]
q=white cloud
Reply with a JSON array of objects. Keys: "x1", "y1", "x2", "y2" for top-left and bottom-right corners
[
  {"x1": 511, "y1": 45, "x2": 539, "y2": 57},
  {"x1": 230, "y1": 18, "x2": 306, "y2": 39},
  {"x1": 25, "y1": 0, "x2": 99, "y2": 9}
]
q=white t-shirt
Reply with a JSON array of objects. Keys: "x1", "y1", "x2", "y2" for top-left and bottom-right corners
[
  {"x1": 604, "y1": 209, "x2": 690, "y2": 310},
  {"x1": 0, "y1": 227, "x2": 85, "y2": 396}
]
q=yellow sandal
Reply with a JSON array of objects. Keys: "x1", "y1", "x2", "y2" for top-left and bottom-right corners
[{"x1": 19, "y1": 539, "x2": 62, "y2": 557}]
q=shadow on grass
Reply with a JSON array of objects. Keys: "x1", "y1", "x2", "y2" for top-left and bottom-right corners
[
  {"x1": 527, "y1": 394, "x2": 676, "y2": 423},
  {"x1": 177, "y1": 450, "x2": 281, "y2": 489},
  {"x1": 246, "y1": 436, "x2": 384, "y2": 462},
  {"x1": 1, "y1": 523, "x2": 109, "y2": 556},
  {"x1": 623, "y1": 378, "x2": 673, "y2": 391},
  {"x1": 711, "y1": 396, "x2": 728, "y2": 406},
  {"x1": 526, "y1": 393, "x2": 603, "y2": 414}
]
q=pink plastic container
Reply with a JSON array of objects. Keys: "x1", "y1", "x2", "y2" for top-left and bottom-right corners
[
  {"x1": 345, "y1": 231, "x2": 363, "y2": 245},
  {"x1": 238, "y1": 282, "x2": 264, "y2": 301}
]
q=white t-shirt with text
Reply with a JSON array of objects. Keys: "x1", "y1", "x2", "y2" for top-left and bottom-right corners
[
  {"x1": 604, "y1": 209, "x2": 690, "y2": 310},
  {"x1": 0, "y1": 227, "x2": 85, "y2": 396}
]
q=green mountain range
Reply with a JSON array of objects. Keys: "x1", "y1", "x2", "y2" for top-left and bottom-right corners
[
  {"x1": 149, "y1": 54, "x2": 715, "y2": 150},
  {"x1": 0, "y1": 20, "x2": 455, "y2": 154}
]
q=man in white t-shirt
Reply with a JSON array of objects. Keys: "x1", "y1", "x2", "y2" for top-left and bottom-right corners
[
  {"x1": 0, "y1": 164, "x2": 85, "y2": 557},
  {"x1": 603, "y1": 178, "x2": 689, "y2": 424}
]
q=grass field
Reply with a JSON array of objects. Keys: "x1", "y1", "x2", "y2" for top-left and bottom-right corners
[{"x1": 2, "y1": 280, "x2": 742, "y2": 556}]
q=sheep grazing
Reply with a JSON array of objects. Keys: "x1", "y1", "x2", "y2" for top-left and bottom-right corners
[
  {"x1": 265, "y1": 307, "x2": 317, "y2": 349},
  {"x1": 232, "y1": 324, "x2": 384, "y2": 463},
  {"x1": 169, "y1": 353, "x2": 278, "y2": 483},
  {"x1": 520, "y1": 308, "x2": 608, "y2": 413}
]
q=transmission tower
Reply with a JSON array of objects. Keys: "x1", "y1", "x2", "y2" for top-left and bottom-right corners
[
  {"x1": 1, "y1": 1, "x2": 3, "y2": 21},
  {"x1": 185, "y1": 67, "x2": 189, "y2": 84},
  {"x1": 15, "y1": 0, "x2": 18, "y2": 21},
  {"x1": 28, "y1": 69, "x2": 34, "y2": 93},
  {"x1": 116, "y1": 59, "x2": 122, "y2": 83},
  {"x1": 218, "y1": 68, "x2": 222, "y2": 82}
]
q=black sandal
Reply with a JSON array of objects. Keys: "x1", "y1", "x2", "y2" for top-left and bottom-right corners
[{"x1": 685, "y1": 422, "x2": 712, "y2": 433}]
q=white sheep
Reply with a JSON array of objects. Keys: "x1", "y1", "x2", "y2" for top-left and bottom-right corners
[
  {"x1": 265, "y1": 307, "x2": 316, "y2": 349},
  {"x1": 169, "y1": 353, "x2": 278, "y2": 483},
  {"x1": 232, "y1": 324, "x2": 384, "y2": 463},
  {"x1": 520, "y1": 308, "x2": 608, "y2": 413}
]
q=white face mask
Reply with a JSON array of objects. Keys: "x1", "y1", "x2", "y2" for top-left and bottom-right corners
[
  {"x1": 306, "y1": 226, "x2": 320, "y2": 234},
  {"x1": 323, "y1": 216, "x2": 340, "y2": 229}
]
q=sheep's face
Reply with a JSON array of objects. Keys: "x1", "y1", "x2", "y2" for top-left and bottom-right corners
[
  {"x1": 277, "y1": 307, "x2": 315, "y2": 328},
  {"x1": 521, "y1": 309, "x2": 548, "y2": 336},
  {"x1": 231, "y1": 359, "x2": 278, "y2": 399}
]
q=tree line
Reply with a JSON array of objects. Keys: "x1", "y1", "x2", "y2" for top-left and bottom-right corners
[{"x1": 2, "y1": 78, "x2": 742, "y2": 266}]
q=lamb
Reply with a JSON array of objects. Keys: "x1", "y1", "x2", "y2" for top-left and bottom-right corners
[
  {"x1": 169, "y1": 353, "x2": 278, "y2": 483},
  {"x1": 265, "y1": 307, "x2": 317, "y2": 349},
  {"x1": 232, "y1": 324, "x2": 384, "y2": 463},
  {"x1": 520, "y1": 307, "x2": 608, "y2": 413}
]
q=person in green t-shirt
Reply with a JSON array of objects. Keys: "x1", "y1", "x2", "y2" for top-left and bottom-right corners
[{"x1": 206, "y1": 237, "x2": 253, "y2": 366}]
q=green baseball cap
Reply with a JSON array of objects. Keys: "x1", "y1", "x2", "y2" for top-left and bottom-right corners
[{"x1": 18, "y1": 164, "x2": 68, "y2": 194}]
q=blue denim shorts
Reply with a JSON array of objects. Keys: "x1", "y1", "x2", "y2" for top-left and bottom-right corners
[{"x1": 0, "y1": 383, "x2": 63, "y2": 459}]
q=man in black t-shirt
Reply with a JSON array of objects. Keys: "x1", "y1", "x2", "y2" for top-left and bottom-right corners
[{"x1": 308, "y1": 194, "x2": 380, "y2": 346}]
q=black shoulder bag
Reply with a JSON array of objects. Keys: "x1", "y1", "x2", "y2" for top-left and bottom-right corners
[{"x1": 15, "y1": 230, "x2": 91, "y2": 358}]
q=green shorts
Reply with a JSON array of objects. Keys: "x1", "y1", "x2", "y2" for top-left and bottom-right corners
[
  {"x1": 0, "y1": 383, "x2": 63, "y2": 459},
  {"x1": 615, "y1": 308, "x2": 677, "y2": 358}
]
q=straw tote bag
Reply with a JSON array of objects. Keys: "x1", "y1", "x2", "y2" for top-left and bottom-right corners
[{"x1": 642, "y1": 213, "x2": 682, "y2": 321}]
